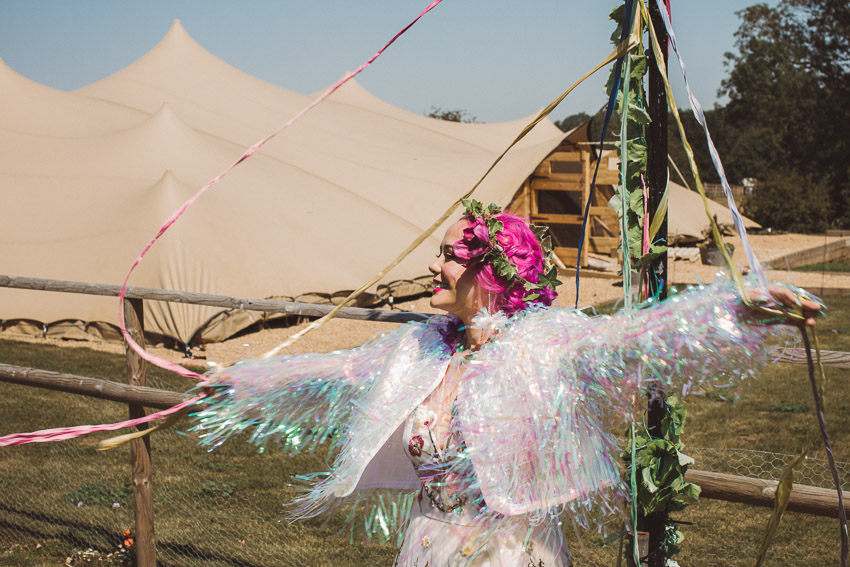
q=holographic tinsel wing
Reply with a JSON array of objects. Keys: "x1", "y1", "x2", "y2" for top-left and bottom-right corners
[
  {"x1": 191, "y1": 316, "x2": 453, "y2": 516},
  {"x1": 458, "y1": 278, "x2": 784, "y2": 517}
]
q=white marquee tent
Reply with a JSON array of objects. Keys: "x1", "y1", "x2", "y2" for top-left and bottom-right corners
[
  {"x1": 0, "y1": 20, "x2": 757, "y2": 346},
  {"x1": 0, "y1": 20, "x2": 569, "y2": 345}
]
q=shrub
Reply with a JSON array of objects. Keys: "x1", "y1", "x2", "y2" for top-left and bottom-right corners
[{"x1": 746, "y1": 170, "x2": 831, "y2": 233}]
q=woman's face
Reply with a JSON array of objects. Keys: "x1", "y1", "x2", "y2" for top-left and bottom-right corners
[{"x1": 429, "y1": 220, "x2": 482, "y2": 321}]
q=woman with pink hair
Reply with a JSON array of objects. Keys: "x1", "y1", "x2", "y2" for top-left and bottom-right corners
[{"x1": 195, "y1": 200, "x2": 820, "y2": 566}]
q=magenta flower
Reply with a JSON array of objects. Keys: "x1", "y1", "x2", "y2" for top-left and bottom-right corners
[{"x1": 453, "y1": 218, "x2": 491, "y2": 262}]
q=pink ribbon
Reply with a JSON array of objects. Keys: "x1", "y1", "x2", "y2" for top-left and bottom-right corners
[{"x1": 0, "y1": 396, "x2": 202, "y2": 447}]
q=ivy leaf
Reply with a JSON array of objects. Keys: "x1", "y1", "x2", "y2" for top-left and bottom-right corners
[
  {"x1": 628, "y1": 188, "x2": 645, "y2": 218},
  {"x1": 628, "y1": 103, "x2": 652, "y2": 126},
  {"x1": 628, "y1": 53, "x2": 647, "y2": 80},
  {"x1": 626, "y1": 224, "x2": 643, "y2": 254},
  {"x1": 683, "y1": 482, "x2": 701, "y2": 501},
  {"x1": 626, "y1": 141, "x2": 647, "y2": 170},
  {"x1": 461, "y1": 199, "x2": 484, "y2": 216},
  {"x1": 642, "y1": 467, "x2": 658, "y2": 494},
  {"x1": 677, "y1": 451, "x2": 695, "y2": 467},
  {"x1": 638, "y1": 245, "x2": 669, "y2": 266},
  {"x1": 488, "y1": 220, "x2": 504, "y2": 239},
  {"x1": 608, "y1": 5, "x2": 625, "y2": 44}
]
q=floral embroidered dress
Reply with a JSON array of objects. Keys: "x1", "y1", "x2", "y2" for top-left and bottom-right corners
[
  {"x1": 395, "y1": 354, "x2": 572, "y2": 566},
  {"x1": 192, "y1": 278, "x2": 783, "y2": 567}
]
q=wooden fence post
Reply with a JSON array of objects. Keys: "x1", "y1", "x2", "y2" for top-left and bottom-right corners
[{"x1": 124, "y1": 298, "x2": 156, "y2": 567}]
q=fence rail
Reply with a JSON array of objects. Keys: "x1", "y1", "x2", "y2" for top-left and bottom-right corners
[{"x1": 0, "y1": 275, "x2": 429, "y2": 324}]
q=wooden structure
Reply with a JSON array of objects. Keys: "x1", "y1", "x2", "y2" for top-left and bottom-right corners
[{"x1": 509, "y1": 123, "x2": 620, "y2": 268}]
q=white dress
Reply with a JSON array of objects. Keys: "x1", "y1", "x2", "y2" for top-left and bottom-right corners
[{"x1": 394, "y1": 355, "x2": 573, "y2": 567}]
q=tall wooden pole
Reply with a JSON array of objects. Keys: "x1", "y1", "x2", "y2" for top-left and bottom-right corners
[
  {"x1": 124, "y1": 299, "x2": 156, "y2": 567},
  {"x1": 644, "y1": 1, "x2": 670, "y2": 566}
]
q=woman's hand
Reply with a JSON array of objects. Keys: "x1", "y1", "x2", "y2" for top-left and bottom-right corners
[{"x1": 750, "y1": 285, "x2": 823, "y2": 327}]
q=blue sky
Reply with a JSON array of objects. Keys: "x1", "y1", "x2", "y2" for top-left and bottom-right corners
[{"x1": 0, "y1": 0, "x2": 773, "y2": 123}]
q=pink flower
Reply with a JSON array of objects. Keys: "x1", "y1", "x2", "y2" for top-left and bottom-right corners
[{"x1": 453, "y1": 218, "x2": 491, "y2": 261}]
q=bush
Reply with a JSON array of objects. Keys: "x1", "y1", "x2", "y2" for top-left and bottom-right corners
[{"x1": 746, "y1": 169, "x2": 831, "y2": 233}]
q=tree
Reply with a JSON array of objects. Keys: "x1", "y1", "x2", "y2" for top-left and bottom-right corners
[
  {"x1": 746, "y1": 170, "x2": 831, "y2": 232},
  {"x1": 554, "y1": 108, "x2": 620, "y2": 142},
  {"x1": 718, "y1": 0, "x2": 850, "y2": 229},
  {"x1": 425, "y1": 106, "x2": 479, "y2": 123}
]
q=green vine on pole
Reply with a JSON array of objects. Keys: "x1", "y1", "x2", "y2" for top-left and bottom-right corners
[
  {"x1": 606, "y1": 4, "x2": 694, "y2": 564},
  {"x1": 605, "y1": 5, "x2": 668, "y2": 275},
  {"x1": 621, "y1": 395, "x2": 701, "y2": 559}
]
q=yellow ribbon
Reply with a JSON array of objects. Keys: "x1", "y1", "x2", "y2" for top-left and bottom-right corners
[{"x1": 97, "y1": 410, "x2": 187, "y2": 451}]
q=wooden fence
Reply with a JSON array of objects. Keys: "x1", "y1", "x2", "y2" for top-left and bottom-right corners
[{"x1": 1, "y1": 274, "x2": 848, "y2": 565}]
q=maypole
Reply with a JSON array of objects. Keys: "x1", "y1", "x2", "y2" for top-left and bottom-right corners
[{"x1": 643, "y1": 2, "x2": 670, "y2": 567}]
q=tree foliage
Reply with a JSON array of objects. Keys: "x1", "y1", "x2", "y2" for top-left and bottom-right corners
[
  {"x1": 425, "y1": 106, "x2": 479, "y2": 123},
  {"x1": 554, "y1": 108, "x2": 620, "y2": 142},
  {"x1": 717, "y1": 0, "x2": 850, "y2": 229}
]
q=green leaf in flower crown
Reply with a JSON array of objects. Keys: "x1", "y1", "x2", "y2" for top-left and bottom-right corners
[
  {"x1": 485, "y1": 203, "x2": 502, "y2": 216},
  {"x1": 488, "y1": 220, "x2": 504, "y2": 239},
  {"x1": 461, "y1": 199, "x2": 484, "y2": 217},
  {"x1": 523, "y1": 292, "x2": 540, "y2": 302},
  {"x1": 532, "y1": 224, "x2": 549, "y2": 240}
]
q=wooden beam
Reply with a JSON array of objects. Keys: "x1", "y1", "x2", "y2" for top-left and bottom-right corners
[
  {"x1": 686, "y1": 469, "x2": 849, "y2": 519},
  {"x1": 595, "y1": 171, "x2": 620, "y2": 185},
  {"x1": 124, "y1": 299, "x2": 156, "y2": 567},
  {"x1": 531, "y1": 213, "x2": 586, "y2": 224},
  {"x1": 546, "y1": 151, "x2": 583, "y2": 162},
  {"x1": 0, "y1": 363, "x2": 191, "y2": 409},
  {"x1": 530, "y1": 181, "x2": 584, "y2": 191},
  {"x1": 0, "y1": 275, "x2": 429, "y2": 324}
]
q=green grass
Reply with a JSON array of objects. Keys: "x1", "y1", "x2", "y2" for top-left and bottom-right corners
[
  {"x1": 1, "y1": 298, "x2": 849, "y2": 566},
  {"x1": 793, "y1": 257, "x2": 850, "y2": 272}
]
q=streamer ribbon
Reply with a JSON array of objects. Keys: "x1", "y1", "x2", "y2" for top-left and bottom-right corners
[
  {"x1": 574, "y1": 0, "x2": 637, "y2": 308},
  {"x1": 0, "y1": 396, "x2": 201, "y2": 447}
]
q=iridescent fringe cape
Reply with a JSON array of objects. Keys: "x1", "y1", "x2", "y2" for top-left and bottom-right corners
[{"x1": 190, "y1": 278, "x2": 783, "y2": 544}]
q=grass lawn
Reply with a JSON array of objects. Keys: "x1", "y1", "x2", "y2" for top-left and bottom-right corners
[
  {"x1": 1, "y1": 297, "x2": 848, "y2": 566},
  {"x1": 793, "y1": 257, "x2": 850, "y2": 272}
]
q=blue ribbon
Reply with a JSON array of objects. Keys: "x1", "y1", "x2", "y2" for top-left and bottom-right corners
[{"x1": 574, "y1": 0, "x2": 635, "y2": 309}]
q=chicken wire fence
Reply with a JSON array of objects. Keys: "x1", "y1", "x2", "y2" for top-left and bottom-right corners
[{"x1": 0, "y1": 384, "x2": 847, "y2": 567}]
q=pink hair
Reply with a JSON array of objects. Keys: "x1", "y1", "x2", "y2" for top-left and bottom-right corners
[{"x1": 462, "y1": 212, "x2": 557, "y2": 316}]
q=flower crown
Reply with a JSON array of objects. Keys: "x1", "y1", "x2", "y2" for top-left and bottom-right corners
[{"x1": 454, "y1": 199, "x2": 561, "y2": 302}]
